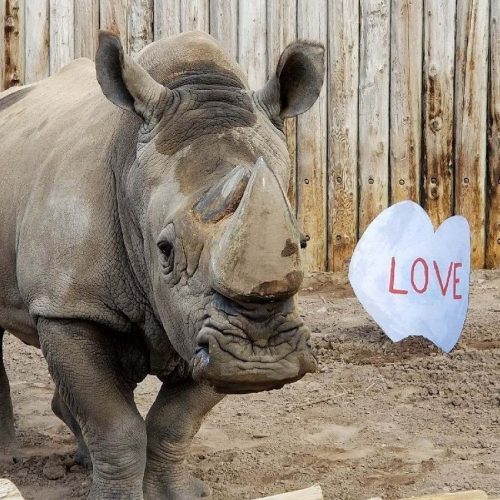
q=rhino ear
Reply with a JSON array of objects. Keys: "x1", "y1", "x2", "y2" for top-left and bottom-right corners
[
  {"x1": 256, "y1": 41, "x2": 325, "y2": 120},
  {"x1": 95, "y1": 31, "x2": 167, "y2": 124}
]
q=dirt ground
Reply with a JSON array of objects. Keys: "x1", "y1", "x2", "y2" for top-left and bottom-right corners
[{"x1": 1, "y1": 270, "x2": 499, "y2": 500}]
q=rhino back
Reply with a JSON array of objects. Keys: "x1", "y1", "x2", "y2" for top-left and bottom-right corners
[{"x1": 0, "y1": 58, "x2": 141, "y2": 342}]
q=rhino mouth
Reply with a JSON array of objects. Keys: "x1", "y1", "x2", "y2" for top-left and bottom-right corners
[{"x1": 190, "y1": 313, "x2": 317, "y2": 394}]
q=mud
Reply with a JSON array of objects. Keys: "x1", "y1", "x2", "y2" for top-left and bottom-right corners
[{"x1": 2, "y1": 270, "x2": 499, "y2": 499}]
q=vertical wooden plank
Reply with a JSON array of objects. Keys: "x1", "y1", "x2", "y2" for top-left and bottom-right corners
[
  {"x1": 238, "y1": 0, "x2": 267, "y2": 89},
  {"x1": 49, "y1": 0, "x2": 74, "y2": 75},
  {"x1": 455, "y1": 0, "x2": 489, "y2": 269},
  {"x1": 25, "y1": 0, "x2": 49, "y2": 83},
  {"x1": 210, "y1": 0, "x2": 238, "y2": 60},
  {"x1": 74, "y1": 0, "x2": 99, "y2": 59},
  {"x1": 267, "y1": 0, "x2": 296, "y2": 63},
  {"x1": 296, "y1": 0, "x2": 328, "y2": 271},
  {"x1": 328, "y1": 0, "x2": 359, "y2": 271},
  {"x1": 0, "y1": 0, "x2": 6, "y2": 91},
  {"x1": 100, "y1": 0, "x2": 129, "y2": 51},
  {"x1": 154, "y1": 0, "x2": 180, "y2": 39},
  {"x1": 390, "y1": 0, "x2": 422, "y2": 204},
  {"x1": 422, "y1": 0, "x2": 456, "y2": 228},
  {"x1": 3, "y1": 0, "x2": 24, "y2": 89},
  {"x1": 487, "y1": 0, "x2": 500, "y2": 268},
  {"x1": 358, "y1": 0, "x2": 390, "y2": 234},
  {"x1": 129, "y1": 0, "x2": 154, "y2": 54},
  {"x1": 180, "y1": 0, "x2": 209, "y2": 33},
  {"x1": 267, "y1": 0, "x2": 297, "y2": 210}
]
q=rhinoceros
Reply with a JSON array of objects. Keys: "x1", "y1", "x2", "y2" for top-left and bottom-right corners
[{"x1": 0, "y1": 30, "x2": 324, "y2": 498}]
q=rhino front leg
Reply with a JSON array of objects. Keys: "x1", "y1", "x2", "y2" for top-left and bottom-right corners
[
  {"x1": 0, "y1": 329, "x2": 18, "y2": 463},
  {"x1": 38, "y1": 319, "x2": 146, "y2": 500},
  {"x1": 144, "y1": 380, "x2": 223, "y2": 500},
  {"x1": 51, "y1": 388, "x2": 91, "y2": 468}
]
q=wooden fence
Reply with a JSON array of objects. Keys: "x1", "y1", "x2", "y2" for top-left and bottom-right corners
[{"x1": 1, "y1": 0, "x2": 499, "y2": 271}]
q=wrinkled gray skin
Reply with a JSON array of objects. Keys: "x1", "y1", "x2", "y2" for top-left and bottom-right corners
[{"x1": 0, "y1": 31, "x2": 324, "y2": 499}]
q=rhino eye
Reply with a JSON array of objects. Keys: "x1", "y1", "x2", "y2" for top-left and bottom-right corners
[
  {"x1": 158, "y1": 241, "x2": 172, "y2": 259},
  {"x1": 157, "y1": 224, "x2": 176, "y2": 274},
  {"x1": 157, "y1": 240, "x2": 174, "y2": 273}
]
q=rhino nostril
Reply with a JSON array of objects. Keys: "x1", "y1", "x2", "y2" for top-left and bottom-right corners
[
  {"x1": 300, "y1": 233, "x2": 308, "y2": 249},
  {"x1": 195, "y1": 343, "x2": 208, "y2": 354}
]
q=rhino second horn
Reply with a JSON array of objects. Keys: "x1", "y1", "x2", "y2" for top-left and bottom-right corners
[
  {"x1": 210, "y1": 157, "x2": 303, "y2": 302},
  {"x1": 193, "y1": 165, "x2": 251, "y2": 223}
]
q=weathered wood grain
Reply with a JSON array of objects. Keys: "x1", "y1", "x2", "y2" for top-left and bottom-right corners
[
  {"x1": 390, "y1": 0, "x2": 422, "y2": 204},
  {"x1": 153, "y1": 0, "x2": 180, "y2": 39},
  {"x1": 49, "y1": 0, "x2": 74, "y2": 75},
  {"x1": 0, "y1": 0, "x2": 4, "y2": 91},
  {"x1": 180, "y1": 0, "x2": 209, "y2": 32},
  {"x1": 74, "y1": 0, "x2": 99, "y2": 59},
  {"x1": 100, "y1": 0, "x2": 128, "y2": 51},
  {"x1": 358, "y1": 0, "x2": 390, "y2": 235},
  {"x1": 296, "y1": 0, "x2": 328, "y2": 271},
  {"x1": 267, "y1": 0, "x2": 297, "y2": 210},
  {"x1": 254, "y1": 485, "x2": 323, "y2": 500},
  {"x1": 454, "y1": 0, "x2": 489, "y2": 269},
  {"x1": 486, "y1": 0, "x2": 500, "y2": 269},
  {"x1": 238, "y1": 0, "x2": 267, "y2": 89},
  {"x1": 422, "y1": 0, "x2": 456, "y2": 228},
  {"x1": 0, "y1": 478, "x2": 24, "y2": 499},
  {"x1": 3, "y1": 0, "x2": 24, "y2": 89},
  {"x1": 25, "y1": 0, "x2": 49, "y2": 83},
  {"x1": 129, "y1": 0, "x2": 154, "y2": 54},
  {"x1": 210, "y1": 0, "x2": 238, "y2": 60},
  {"x1": 328, "y1": 0, "x2": 359, "y2": 271}
]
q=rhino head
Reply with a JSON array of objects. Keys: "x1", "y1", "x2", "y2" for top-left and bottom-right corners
[{"x1": 95, "y1": 31, "x2": 324, "y2": 394}]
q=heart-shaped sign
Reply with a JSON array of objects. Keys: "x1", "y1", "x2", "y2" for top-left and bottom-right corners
[{"x1": 348, "y1": 201, "x2": 470, "y2": 352}]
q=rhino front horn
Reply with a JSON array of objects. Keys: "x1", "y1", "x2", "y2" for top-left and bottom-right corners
[{"x1": 210, "y1": 157, "x2": 303, "y2": 302}]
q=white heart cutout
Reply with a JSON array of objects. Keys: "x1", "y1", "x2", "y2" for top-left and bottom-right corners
[{"x1": 348, "y1": 201, "x2": 471, "y2": 352}]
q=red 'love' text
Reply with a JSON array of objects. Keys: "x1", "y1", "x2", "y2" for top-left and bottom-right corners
[{"x1": 388, "y1": 257, "x2": 463, "y2": 300}]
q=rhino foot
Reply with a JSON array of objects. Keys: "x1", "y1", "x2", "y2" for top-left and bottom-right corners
[{"x1": 144, "y1": 474, "x2": 211, "y2": 500}]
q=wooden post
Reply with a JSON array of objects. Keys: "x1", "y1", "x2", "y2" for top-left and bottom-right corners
[
  {"x1": 0, "y1": 0, "x2": 4, "y2": 91},
  {"x1": 153, "y1": 0, "x2": 181, "y2": 40},
  {"x1": 254, "y1": 485, "x2": 323, "y2": 500},
  {"x1": 296, "y1": 0, "x2": 328, "y2": 272},
  {"x1": 129, "y1": 0, "x2": 154, "y2": 55},
  {"x1": 358, "y1": 0, "x2": 390, "y2": 235},
  {"x1": 454, "y1": 0, "x2": 489, "y2": 269},
  {"x1": 180, "y1": 0, "x2": 209, "y2": 33},
  {"x1": 238, "y1": 0, "x2": 267, "y2": 89},
  {"x1": 3, "y1": 0, "x2": 24, "y2": 89},
  {"x1": 486, "y1": 0, "x2": 500, "y2": 268},
  {"x1": 267, "y1": 0, "x2": 297, "y2": 210},
  {"x1": 100, "y1": 0, "x2": 128, "y2": 52},
  {"x1": 327, "y1": 0, "x2": 359, "y2": 271},
  {"x1": 210, "y1": 0, "x2": 238, "y2": 60},
  {"x1": 74, "y1": 0, "x2": 99, "y2": 59},
  {"x1": 0, "y1": 479, "x2": 24, "y2": 499},
  {"x1": 25, "y1": 0, "x2": 49, "y2": 83},
  {"x1": 422, "y1": 0, "x2": 456, "y2": 228},
  {"x1": 390, "y1": 0, "x2": 422, "y2": 204},
  {"x1": 49, "y1": 0, "x2": 74, "y2": 75}
]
